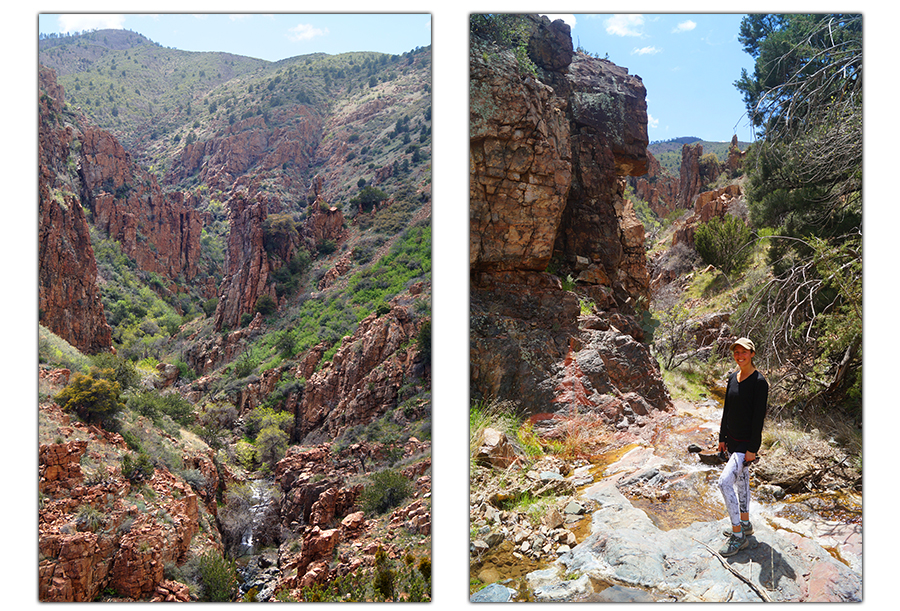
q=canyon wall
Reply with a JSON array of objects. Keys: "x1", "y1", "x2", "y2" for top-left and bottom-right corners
[
  {"x1": 38, "y1": 66, "x2": 112, "y2": 354},
  {"x1": 470, "y1": 16, "x2": 671, "y2": 418}
]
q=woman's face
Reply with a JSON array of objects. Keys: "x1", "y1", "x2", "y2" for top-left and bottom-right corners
[{"x1": 733, "y1": 346, "x2": 754, "y2": 368}]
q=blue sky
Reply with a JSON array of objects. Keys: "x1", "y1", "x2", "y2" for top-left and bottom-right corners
[
  {"x1": 38, "y1": 13, "x2": 432, "y2": 61},
  {"x1": 547, "y1": 13, "x2": 757, "y2": 143}
]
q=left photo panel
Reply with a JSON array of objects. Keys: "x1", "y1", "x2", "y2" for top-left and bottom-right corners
[{"x1": 38, "y1": 13, "x2": 432, "y2": 602}]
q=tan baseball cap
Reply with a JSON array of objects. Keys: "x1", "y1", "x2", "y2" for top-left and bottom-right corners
[{"x1": 731, "y1": 337, "x2": 755, "y2": 352}]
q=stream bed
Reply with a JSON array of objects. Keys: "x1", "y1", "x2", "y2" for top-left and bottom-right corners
[{"x1": 471, "y1": 398, "x2": 862, "y2": 602}]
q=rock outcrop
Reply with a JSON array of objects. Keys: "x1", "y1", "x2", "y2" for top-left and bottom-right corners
[
  {"x1": 39, "y1": 63, "x2": 205, "y2": 354},
  {"x1": 38, "y1": 401, "x2": 219, "y2": 602},
  {"x1": 272, "y1": 439, "x2": 432, "y2": 596},
  {"x1": 631, "y1": 150, "x2": 680, "y2": 219},
  {"x1": 470, "y1": 15, "x2": 670, "y2": 416},
  {"x1": 164, "y1": 107, "x2": 323, "y2": 197},
  {"x1": 671, "y1": 184, "x2": 745, "y2": 248},
  {"x1": 213, "y1": 191, "x2": 275, "y2": 330},
  {"x1": 80, "y1": 125, "x2": 203, "y2": 286},
  {"x1": 677, "y1": 142, "x2": 704, "y2": 209},
  {"x1": 294, "y1": 304, "x2": 429, "y2": 444},
  {"x1": 38, "y1": 66, "x2": 113, "y2": 354}
]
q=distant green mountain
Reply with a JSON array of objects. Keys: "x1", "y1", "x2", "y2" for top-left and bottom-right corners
[{"x1": 39, "y1": 29, "x2": 431, "y2": 200}]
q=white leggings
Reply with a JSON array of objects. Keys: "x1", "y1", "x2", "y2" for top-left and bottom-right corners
[{"x1": 717, "y1": 451, "x2": 750, "y2": 526}]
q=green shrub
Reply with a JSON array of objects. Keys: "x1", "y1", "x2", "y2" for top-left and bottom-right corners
[
  {"x1": 234, "y1": 440, "x2": 258, "y2": 470},
  {"x1": 126, "y1": 390, "x2": 195, "y2": 426},
  {"x1": 121, "y1": 452, "x2": 155, "y2": 482},
  {"x1": 90, "y1": 353, "x2": 140, "y2": 390},
  {"x1": 255, "y1": 294, "x2": 277, "y2": 316},
  {"x1": 374, "y1": 547, "x2": 396, "y2": 601},
  {"x1": 256, "y1": 425, "x2": 289, "y2": 468},
  {"x1": 359, "y1": 469, "x2": 412, "y2": 516},
  {"x1": 55, "y1": 372, "x2": 123, "y2": 426},
  {"x1": 197, "y1": 550, "x2": 238, "y2": 602},
  {"x1": 693, "y1": 214, "x2": 754, "y2": 276},
  {"x1": 232, "y1": 349, "x2": 257, "y2": 378}
]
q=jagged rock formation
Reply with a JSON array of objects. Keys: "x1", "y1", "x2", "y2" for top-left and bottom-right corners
[
  {"x1": 725, "y1": 134, "x2": 746, "y2": 176},
  {"x1": 213, "y1": 191, "x2": 275, "y2": 331},
  {"x1": 39, "y1": 64, "x2": 205, "y2": 353},
  {"x1": 677, "y1": 142, "x2": 705, "y2": 209},
  {"x1": 470, "y1": 15, "x2": 670, "y2": 416},
  {"x1": 80, "y1": 125, "x2": 203, "y2": 286},
  {"x1": 272, "y1": 439, "x2": 431, "y2": 594},
  {"x1": 671, "y1": 183, "x2": 745, "y2": 248},
  {"x1": 38, "y1": 66, "x2": 113, "y2": 354},
  {"x1": 632, "y1": 150, "x2": 680, "y2": 219}
]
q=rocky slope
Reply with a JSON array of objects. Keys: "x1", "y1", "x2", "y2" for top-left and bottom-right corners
[{"x1": 470, "y1": 15, "x2": 670, "y2": 419}]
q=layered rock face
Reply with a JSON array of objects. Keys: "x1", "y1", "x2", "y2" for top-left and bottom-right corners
[
  {"x1": 213, "y1": 191, "x2": 275, "y2": 331},
  {"x1": 38, "y1": 401, "x2": 218, "y2": 602},
  {"x1": 80, "y1": 126, "x2": 203, "y2": 286},
  {"x1": 469, "y1": 38, "x2": 572, "y2": 272},
  {"x1": 210, "y1": 181, "x2": 346, "y2": 332},
  {"x1": 39, "y1": 64, "x2": 204, "y2": 353},
  {"x1": 470, "y1": 16, "x2": 670, "y2": 416},
  {"x1": 38, "y1": 66, "x2": 113, "y2": 354}
]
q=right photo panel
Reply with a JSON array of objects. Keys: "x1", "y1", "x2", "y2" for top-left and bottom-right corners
[{"x1": 469, "y1": 14, "x2": 862, "y2": 603}]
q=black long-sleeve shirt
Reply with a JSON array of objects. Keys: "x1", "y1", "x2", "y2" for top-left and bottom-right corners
[{"x1": 719, "y1": 369, "x2": 768, "y2": 454}]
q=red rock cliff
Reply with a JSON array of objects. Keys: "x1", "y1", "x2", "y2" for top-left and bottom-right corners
[
  {"x1": 469, "y1": 16, "x2": 671, "y2": 416},
  {"x1": 38, "y1": 66, "x2": 113, "y2": 353}
]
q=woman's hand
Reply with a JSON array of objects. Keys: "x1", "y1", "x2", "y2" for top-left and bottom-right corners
[
  {"x1": 718, "y1": 442, "x2": 726, "y2": 453},
  {"x1": 744, "y1": 451, "x2": 756, "y2": 465}
]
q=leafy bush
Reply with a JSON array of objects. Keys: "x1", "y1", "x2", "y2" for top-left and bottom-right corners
[
  {"x1": 90, "y1": 353, "x2": 140, "y2": 390},
  {"x1": 255, "y1": 294, "x2": 277, "y2": 316},
  {"x1": 245, "y1": 406, "x2": 293, "y2": 439},
  {"x1": 55, "y1": 371, "x2": 123, "y2": 426},
  {"x1": 693, "y1": 214, "x2": 754, "y2": 276},
  {"x1": 350, "y1": 185, "x2": 388, "y2": 213},
  {"x1": 197, "y1": 550, "x2": 238, "y2": 602},
  {"x1": 359, "y1": 469, "x2": 412, "y2": 516},
  {"x1": 256, "y1": 425, "x2": 289, "y2": 468},
  {"x1": 121, "y1": 452, "x2": 155, "y2": 482},
  {"x1": 126, "y1": 390, "x2": 195, "y2": 426}
]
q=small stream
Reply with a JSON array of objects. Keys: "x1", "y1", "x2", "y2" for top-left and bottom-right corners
[
  {"x1": 239, "y1": 479, "x2": 276, "y2": 556},
  {"x1": 234, "y1": 478, "x2": 280, "y2": 600}
]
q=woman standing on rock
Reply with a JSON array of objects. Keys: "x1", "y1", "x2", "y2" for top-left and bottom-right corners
[{"x1": 717, "y1": 337, "x2": 768, "y2": 557}]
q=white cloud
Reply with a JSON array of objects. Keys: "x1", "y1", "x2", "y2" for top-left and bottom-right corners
[
  {"x1": 673, "y1": 20, "x2": 697, "y2": 33},
  {"x1": 605, "y1": 15, "x2": 645, "y2": 37},
  {"x1": 58, "y1": 14, "x2": 126, "y2": 33},
  {"x1": 287, "y1": 23, "x2": 329, "y2": 43},
  {"x1": 632, "y1": 46, "x2": 661, "y2": 56},
  {"x1": 541, "y1": 14, "x2": 577, "y2": 28},
  {"x1": 648, "y1": 113, "x2": 660, "y2": 129}
]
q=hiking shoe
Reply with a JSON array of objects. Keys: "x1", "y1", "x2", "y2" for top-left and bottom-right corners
[
  {"x1": 722, "y1": 521, "x2": 753, "y2": 537},
  {"x1": 719, "y1": 534, "x2": 749, "y2": 557}
]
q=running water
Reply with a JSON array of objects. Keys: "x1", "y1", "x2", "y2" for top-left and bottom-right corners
[{"x1": 239, "y1": 479, "x2": 275, "y2": 557}]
